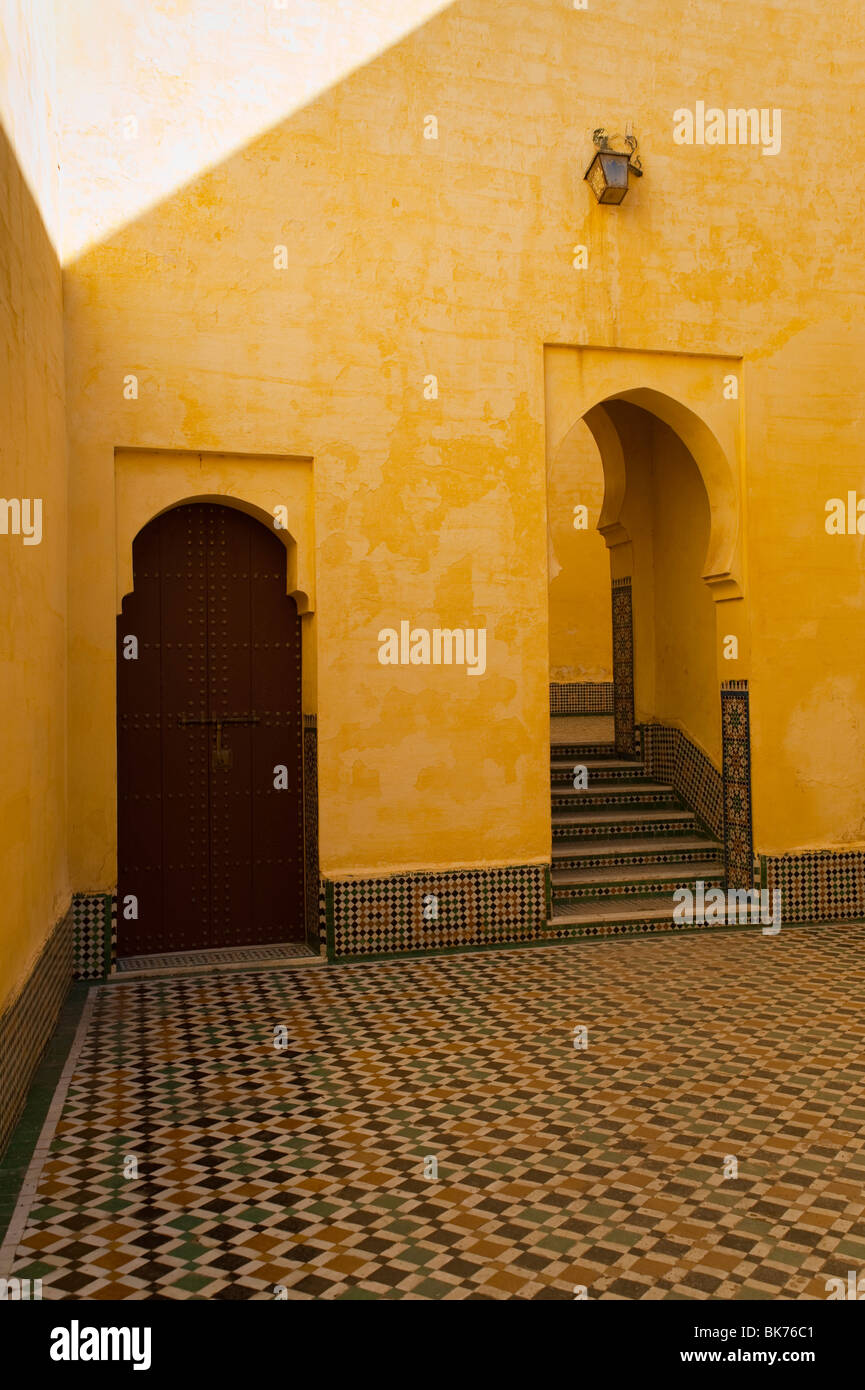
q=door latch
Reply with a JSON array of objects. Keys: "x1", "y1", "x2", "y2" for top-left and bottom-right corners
[
  {"x1": 212, "y1": 722, "x2": 233, "y2": 771},
  {"x1": 178, "y1": 712, "x2": 260, "y2": 772}
]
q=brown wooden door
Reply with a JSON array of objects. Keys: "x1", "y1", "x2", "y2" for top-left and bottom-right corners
[{"x1": 117, "y1": 502, "x2": 305, "y2": 955}]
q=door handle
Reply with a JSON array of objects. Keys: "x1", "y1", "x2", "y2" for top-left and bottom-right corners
[
  {"x1": 178, "y1": 713, "x2": 260, "y2": 772},
  {"x1": 213, "y1": 721, "x2": 232, "y2": 771}
]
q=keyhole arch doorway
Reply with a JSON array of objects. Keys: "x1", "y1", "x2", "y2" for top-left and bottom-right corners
[{"x1": 116, "y1": 500, "x2": 305, "y2": 955}]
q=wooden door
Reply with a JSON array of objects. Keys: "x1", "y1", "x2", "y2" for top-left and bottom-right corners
[{"x1": 117, "y1": 502, "x2": 305, "y2": 954}]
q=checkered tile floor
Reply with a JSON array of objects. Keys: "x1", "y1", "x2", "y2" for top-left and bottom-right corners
[{"x1": 5, "y1": 926, "x2": 865, "y2": 1299}]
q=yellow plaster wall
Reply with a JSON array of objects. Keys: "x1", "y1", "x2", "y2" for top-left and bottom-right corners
[
  {"x1": 55, "y1": 0, "x2": 865, "y2": 883},
  {"x1": 747, "y1": 329, "x2": 865, "y2": 853},
  {"x1": 547, "y1": 419, "x2": 611, "y2": 683},
  {"x1": 608, "y1": 403, "x2": 657, "y2": 724},
  {"x1": 650, "y1": 417, "x2": 720, "y2": 765},
  {"x1": 0, "y1": 0, "x2": 68, "y2": 1009}
]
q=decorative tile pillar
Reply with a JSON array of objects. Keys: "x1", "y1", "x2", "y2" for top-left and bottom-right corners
[
  {"x1": 303, "y1": 714, "x2": 320, "y2": 952},
  {"x1": 72, "y1": 894, "x2": 114, "y2": 979},
  {"x1": 611, "y1": 577, "x2": 635, "y2": 756},
  {"x1": 721, "y1": 680, "x2": 754, "y2": 889}
]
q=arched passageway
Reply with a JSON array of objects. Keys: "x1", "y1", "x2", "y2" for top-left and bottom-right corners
[
  {"x1": 546, "y1": 386, "x2": 754, "y2": 935},
  {"x1": 598, "y1": 399, "x2": 719, "y2": 762},
  {"x1": 548, "y1": 391, "x2": 725, "y2": 760}
]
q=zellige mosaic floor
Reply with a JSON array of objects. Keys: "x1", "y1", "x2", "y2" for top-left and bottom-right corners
[{"x1": 3, "y1": 925, "x2": 865, "y2": 1299}]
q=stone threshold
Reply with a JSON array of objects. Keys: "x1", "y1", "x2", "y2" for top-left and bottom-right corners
[{"x1": 109, "y1": 941, "x2": 323, "y2": 982}]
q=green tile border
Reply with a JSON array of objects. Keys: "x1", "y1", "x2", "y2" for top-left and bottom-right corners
[
  {"x1": 103, "y1": 895, "x2": 114, "y2": 977},
  {"x1": 0, "y1": 909, "x2": 74, "y2": 1157},
  {"x1": 325, "y1": 880, "x2": 336, "y2": 964},
  {"x1": 0, "y1": 982, "x2": 90, "y2": 1252}
]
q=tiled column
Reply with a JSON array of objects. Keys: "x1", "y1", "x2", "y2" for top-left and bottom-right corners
[
  {"x1": 72, "y1": 894, "x2": 114, "y2": 979},
  {"x1": 303, "y1": 714, "x2": 320, "y2": 952},
  {"x1": 721, "y1": 680, "x2": 754, "y2": 889},
  {"x1": 612, "y1": 577, "x2": 635, "y2": 756}
]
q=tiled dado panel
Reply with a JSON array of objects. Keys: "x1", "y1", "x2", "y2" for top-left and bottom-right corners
[
  {"x1": 326, "y1": 865, "x2": 547, "y2": 960},
  {"x1": 0, "y1": 910, "x2": 73, "y2": 1157},
  {"x1": 721, "y1": 681, "x2": 754, "y2": 890},
  {"x1": 72, "y1": 894, "x2": 115, "y2": 980},
  {"x1": 762, "y1": 852, "x2": 865, "y2": 923},
  {"x1": 550, "y1": 682, "x2": 614, "y2": 715},
  {"x1": 611, "y1": 578, "x2": 635, "y2": 756},
  {"x1": 639, "y1": 724, "x2": 723, "y2": 840},
  {"x1": 303, "y1": 715, "x2": 320, "y2": 951}
]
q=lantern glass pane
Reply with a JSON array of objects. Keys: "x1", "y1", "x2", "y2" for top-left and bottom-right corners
[
  {"x1": 587, "y1": 157, "x2": 607, "y2": 200},
  {"x1": 600, "y1": 152, "x2": 629, "y2": 188}
]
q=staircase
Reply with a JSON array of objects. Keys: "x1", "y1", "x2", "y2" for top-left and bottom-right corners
[{"x1": 547, "y1": 717, "x2": 724, "y2": 935}]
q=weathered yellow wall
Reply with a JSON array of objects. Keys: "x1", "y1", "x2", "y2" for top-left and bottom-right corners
[
  {"x1": 746, "y1": 325, "x2": 865, "y2": 853},
  {"x1": 650, "y1": 415, "x2": 720, "y2": 765},
  {"x1": 609, "y1": 402, "x2": 657, "y2": 723},
  {"x1": 55, "y1": 0, "x2": 865, "y2": 883},
  {"x1": 547, "y1": 419, "x2": 611, "y2": 683},
  {"x1": 0, "y1": 0, "x2": 69, "y2": 1009}
]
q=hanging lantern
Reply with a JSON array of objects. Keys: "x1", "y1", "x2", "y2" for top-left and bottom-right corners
[{"x1": 584, "y1": 127, "x2": 643, "y2": 205}]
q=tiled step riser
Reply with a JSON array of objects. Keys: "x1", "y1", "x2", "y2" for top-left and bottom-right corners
[
  {"x1": 552, "y1": 790, "x2": 680, "y2": 810},
  {"x1": 552, "y1": 846, "x2": 725, "y2": 872},
  {"x1": 552, "y1": 818, "x2": 699, "y2": 841},
  {"x1": 552, "y1": 875, "x2": 724, "y2": 904},
  {"x1": 541, "y1": 919, "x2": 728, "y2": 940},
  {"x1": 550, "y1": 766, "x2": 646, "y2": 785},
  {"x1": 550, "y1": 743, "x2": 617, "y2": 759}
]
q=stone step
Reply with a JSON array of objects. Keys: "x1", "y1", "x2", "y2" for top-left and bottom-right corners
[
  {"x1": 552, "y1": 810, "x2": 699, "y2": 841},
  {"x1": 550, "y1": 763, "x2": 646, "y2": 785},
  {"x1": 551, "y1": 833, "x2": 724, "y2": 870},
  {"x1": 550, "y1": 741, "x2": 617, "y2": 759},
  {"x1": 551, "y1": 779, "x2": 676, "y2": 801},
  {"x1": 552, "y1": 805, "x2": 695, "y2": 828},
  {"x1": 550, "y1": 756, "x2": 644, "y2": 772},
  {"x1": 551, "y1": 859, "x2": 724, "y2": 901},
  {"x1": 546, "y1": 892, "x2": 684, "y2": 928},
  {"x1": 552, "y1": 793, "x2": 681, "y2": 814}
]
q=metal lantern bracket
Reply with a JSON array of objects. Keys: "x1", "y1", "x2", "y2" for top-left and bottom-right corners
[{"x1": 587, "y1": 127, "x2": 643, "y2": 175}]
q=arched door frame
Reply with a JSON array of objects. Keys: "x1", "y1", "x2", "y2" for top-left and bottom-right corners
[
  {"x1": 116, "y1": 496, "x2": 320, "y2": 956},
  {"x1": 544, "y1": 347, "x2": 753, "y2": 891}
]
